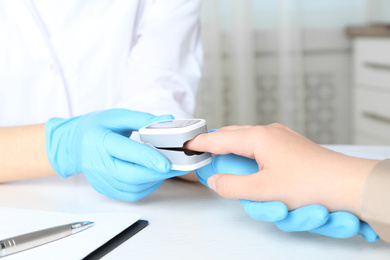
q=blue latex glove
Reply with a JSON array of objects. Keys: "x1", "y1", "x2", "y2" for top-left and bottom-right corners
[
  {"x1": 46, "y1": 109, "x2": 187, "y2": 201},
  {"x1": 195, "y1": 154, "x2": 379, "y2": 242}
]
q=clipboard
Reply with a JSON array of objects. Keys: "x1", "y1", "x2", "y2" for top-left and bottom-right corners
[{"x1": 0, "y1": 207, "x2": 146, "y2": 260}]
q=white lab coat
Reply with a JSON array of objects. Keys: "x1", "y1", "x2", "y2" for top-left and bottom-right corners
[{"x1": 0, "y1": 0, "x2": 202, "y2": 126}]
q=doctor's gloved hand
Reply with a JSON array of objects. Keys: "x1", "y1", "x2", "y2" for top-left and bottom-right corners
[
  {"x1": 194, "y1": 154, "x2": 378, "y2": 242},
  {"x1": 241, "y1": 200, "x2": 378, "y2": 242},
  {"x1": 45, "y1": 109, "x2": 186, "y2": 201}
]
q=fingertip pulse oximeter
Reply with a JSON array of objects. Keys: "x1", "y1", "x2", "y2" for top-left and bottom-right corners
[{"x1": 139, "y1": 119, "x2": 212, "y2": 171}]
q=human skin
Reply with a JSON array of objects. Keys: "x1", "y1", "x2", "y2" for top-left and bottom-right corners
[
  {"x1": 0, "y1": 124, "x2": 55, "y2": 182},
  {"x1": 186, "y1": 123, "x2": 379, "y2": 218},
  {"x1": 0, "y1": 124, "x2": 196, "y2": 182}
]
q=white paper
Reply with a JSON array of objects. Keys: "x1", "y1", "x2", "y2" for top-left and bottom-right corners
[{"x1": 0, "y1": 207, "x2": 142, "y2": 260}]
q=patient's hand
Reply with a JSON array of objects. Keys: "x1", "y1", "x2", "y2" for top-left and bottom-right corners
[{"x1": 186, "y1": 123, "x2": 378, "y2": 218}]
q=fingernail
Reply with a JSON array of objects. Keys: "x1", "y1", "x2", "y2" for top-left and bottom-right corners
[{"x1": 208, "y1": 177, "x2": 217, "y2": 191}]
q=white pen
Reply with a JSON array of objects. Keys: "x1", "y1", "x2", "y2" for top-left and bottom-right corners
[{"x1": 0, "y1": 221, "x2": 94, "y2": 257}]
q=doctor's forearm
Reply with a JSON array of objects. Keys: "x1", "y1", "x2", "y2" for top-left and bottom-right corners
[{"x1": 0, "y1": 124, "x2": 56, "y2": 182}]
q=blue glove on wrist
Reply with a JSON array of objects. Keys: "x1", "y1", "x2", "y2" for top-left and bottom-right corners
[
  {"x1": 45, "y1": 109, "x2": 187, "y2": 201},
  {"x1": 195, "y1": 154, "x2": 379, "y2": 242}
]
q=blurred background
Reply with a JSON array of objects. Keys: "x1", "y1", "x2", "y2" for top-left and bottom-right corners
[{"x1": 195, "y1": 0, "x2": 390, "y2": 144}]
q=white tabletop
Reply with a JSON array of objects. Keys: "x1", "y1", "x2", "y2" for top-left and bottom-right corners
[{"x1": 0, "y1": 173, "x2": 389, "y2": 260}]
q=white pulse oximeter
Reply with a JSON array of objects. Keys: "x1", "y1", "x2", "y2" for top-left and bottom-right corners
[{"x1": 139, "y1": 119, "x2": 212, "y2": 171}]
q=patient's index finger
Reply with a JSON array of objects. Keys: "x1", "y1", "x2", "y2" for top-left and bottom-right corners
[{"x1": 185, "y1": 129, "x2": 255, "y2": 158}]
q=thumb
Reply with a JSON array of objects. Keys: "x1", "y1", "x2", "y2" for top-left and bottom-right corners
[{"x1": 207, "y1": 173, "x2": 262, "y2": 200}]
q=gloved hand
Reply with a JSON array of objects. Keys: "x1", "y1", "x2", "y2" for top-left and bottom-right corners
[
  {"x1": 195, "y1": 154, "x2": 379, "y2": 242},
  {"x1": 46, "y1": 109, "x2": 187, "y2": 201}
]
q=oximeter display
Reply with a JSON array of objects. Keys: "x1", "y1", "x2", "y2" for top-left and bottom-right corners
[{"x1": 146, "y1": 120, "x2": 200, "y2": 129}]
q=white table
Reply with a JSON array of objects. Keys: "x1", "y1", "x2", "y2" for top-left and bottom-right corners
[{"x1": 1, "y1": 172, "x2": 389, "y2": 260}]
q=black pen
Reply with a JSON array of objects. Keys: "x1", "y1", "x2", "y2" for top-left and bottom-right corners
[{"x1": 0, "y1": 221, "x2": 94, "y2": 257}]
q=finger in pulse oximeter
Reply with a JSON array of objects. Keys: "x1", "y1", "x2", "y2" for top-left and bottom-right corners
[{"x1": 139, "y1": 119, "x2": 212, "y2": 171}]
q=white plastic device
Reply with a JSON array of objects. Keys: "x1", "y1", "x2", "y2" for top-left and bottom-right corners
[{"x1": 139, "y1": 119, "x2": 212, "y2": 171}]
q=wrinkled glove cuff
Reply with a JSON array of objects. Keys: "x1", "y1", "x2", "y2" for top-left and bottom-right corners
[{"x1": 45, "y1": 117, "x2": 81, "y2": 178}]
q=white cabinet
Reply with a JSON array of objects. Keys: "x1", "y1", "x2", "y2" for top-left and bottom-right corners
[{"x1": 352, "y1": 38, "x2": 390, "y2": 145}]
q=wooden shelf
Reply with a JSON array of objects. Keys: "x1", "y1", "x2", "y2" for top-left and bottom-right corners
[{"x1": 346, "y1": 24, "x2": 390, "y2": 38}]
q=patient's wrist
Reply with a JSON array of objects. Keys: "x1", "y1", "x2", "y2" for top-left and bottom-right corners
[
  {"x1": 326, "y1": 156, "x2": 378, "y2": 218},
  {"x1": 177, "y1": 171, "x2": 199, "y2": 182}
]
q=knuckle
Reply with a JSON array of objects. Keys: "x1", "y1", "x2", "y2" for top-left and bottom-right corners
[
  {"x1": 265, "y1": 123, "x2": 296, "y2": 136},
  {"x1": 251, "y1": 125, "x2": 266, "y2": 133},
  {"x1": 269, "y1": 122, "x2": 289, "y2": 130}
]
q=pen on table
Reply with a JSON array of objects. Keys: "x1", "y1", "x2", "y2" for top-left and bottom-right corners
[{"x1": 0, "y1": 221, "x2": 94, "y2": 257}]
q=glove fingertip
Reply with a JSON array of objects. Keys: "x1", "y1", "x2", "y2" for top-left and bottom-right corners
[
  {"x1": 310, "y1": 205, "x2": 329, "y2": 222},
  {"x1": 242, "y1": 200, "x2": 288, "y2": 222},
  {"x1": 276, "y1": 205, "x2": 330, "y2": 232},
  {"x1": 142, "y1": 148, "x2": 172, "y2": 173},
  {"x1": 268, "y1": 201, "x2": 289, "y2": 221},
  {"x1": 359, "y1": 222, "x2": 380, "y2": 242},
  {"x1": 194, "y1": 164, "x2": 214, "y2": 188},
  {"x1": 153, "y1": 156, "x2": 171, "y2": 173},
  {"x1": 362, "y1": 233, "x2": 380, "y2": 243},
  {"x1": 310, "y1": 212, "x2": 359, "y2": 238}
]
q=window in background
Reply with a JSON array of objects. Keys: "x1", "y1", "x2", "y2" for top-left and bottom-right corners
[{"x1": 196, "y1": 0, "x2": 377, "y2": 144}]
